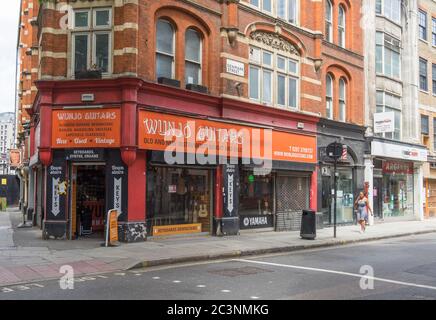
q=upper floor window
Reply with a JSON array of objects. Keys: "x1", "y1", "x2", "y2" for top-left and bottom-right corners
[
  {"x1": 432, "y1": 63, "x2": 436, "y2": 95},
  {"x1": 185, "y1": 29, "x2": 202, "y2": 85},
  {"x1": 421, "y1": 115, "x2": 429, "y2": 135},
  {"x1": 419, "y1": 10, "x2": 427, "y2": 41},
  {"x1": 277, "y1": 0, "x2": 298, "y2": 24},
  {"x1": 72, "y1": 8, "x2": 112, "y2": 75},
  {"x1": 338, "y1": 5, "x2": 346, "y2": 48},
  {"x1": 432, "y1": 17, "x2": 436, "y2": 46},
  {"x1": 249, "y1": 46, "x2": 299, "y2": 109},
  {"x1": 419, "y1": 57, "x2": 428, "y2": 92},
  {"x1": 325, "y1": 0, "x2": 333, "y2": 42},
  {"x1": 376, "y1": 32, "x2": 401, "y2": 79},
  {"x1": 375, "y1": 0, "x2": 401, "y2": 24},
  {"x1": 156, "y1": 19, "x2": 175, "y2": 79},
  {"x1": 326, "y1": 74, "x2": 333, "y2": 119},
  {"x1": 250, "y1": 0, "x2": 298, "y2": 25},
  {"x1": 339, "y1": 78, "x2": 346, "y2": 122},
  {"x1": 375, "y1": 90, "x2": 401, "y2": 140}
]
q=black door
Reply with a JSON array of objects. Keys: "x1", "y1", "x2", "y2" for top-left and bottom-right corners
[{"x1": 373, "y1": 178, "x2": 383, "y2": 219}]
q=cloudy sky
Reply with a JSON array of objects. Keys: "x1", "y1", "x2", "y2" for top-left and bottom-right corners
[{"x1": 0, "y1": 0, "x2": 20, "y2": 113}]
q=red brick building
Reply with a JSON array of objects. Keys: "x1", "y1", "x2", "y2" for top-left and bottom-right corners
[
  {"x1": 27, "y1": 0, "x2": 365, "y2": 241},
  {"x1": 16, "y1": 0, "x2": 40, "y2": 217}
]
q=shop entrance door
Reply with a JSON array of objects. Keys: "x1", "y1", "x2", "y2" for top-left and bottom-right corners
[
  {"x1": 373, "y1": 178, "x2": 383, "y2": 219},
  {"x1": 69, "y1": 164, "x2": 106, "y2": 239}
]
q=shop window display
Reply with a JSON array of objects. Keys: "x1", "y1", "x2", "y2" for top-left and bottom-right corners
[
  {"x1": 381, "y1": 161, "x2": 414, "y2": 218},
  {"x1": 147, "y1": 167, "x2": 211, "y2": 232},
  {"x1": 239, "y1": 170, "x2": 273, "y2": 216}
]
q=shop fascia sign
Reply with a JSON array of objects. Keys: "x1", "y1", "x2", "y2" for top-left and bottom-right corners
[
  {"x1": 371, "y1": 141, "x2": 427, "y2": 162},
  {"x1": 373, "y1": 112, "x2": 395, "y2": 133}
]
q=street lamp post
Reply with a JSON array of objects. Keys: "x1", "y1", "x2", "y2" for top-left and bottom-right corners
[{"x1": 327, "y1": 142, "x2": 343, "y2": 238}]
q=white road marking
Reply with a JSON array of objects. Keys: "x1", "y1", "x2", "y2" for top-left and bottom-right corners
[
  {"x1": 152, "y1": 276, "x2": 160, "y2": 280},
  {"x1": 234, "y1": 259, "x2": 436, "y2": 291},
  {"x1": 251, "y1": 296, "x2": 260, "y2": 299},
  {"x1": 221, "y1": 289, "x2": 231, "y2": 293},
  {"x1": 173, "y1": 280, "x2": 181, "y2": 283},
  {"x1": 114, "y1": 273, "x2": 126, "y2": 276},
  {"x1": 197, "y1": 285, "x2": 206, "y2": 288}
]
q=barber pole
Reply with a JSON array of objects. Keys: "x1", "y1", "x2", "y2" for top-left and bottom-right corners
[{"x1": 341, "y1": 145, "x2": 347, "y2": 160}]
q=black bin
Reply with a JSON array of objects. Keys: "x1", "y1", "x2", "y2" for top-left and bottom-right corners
[{"x1": 300, "y1": 209, "x2": 316, "y2": 240}]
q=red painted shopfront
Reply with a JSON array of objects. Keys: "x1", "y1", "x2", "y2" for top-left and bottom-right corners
[{"x1": 30, "y1": 78, "x2": 319, "y2": 242}]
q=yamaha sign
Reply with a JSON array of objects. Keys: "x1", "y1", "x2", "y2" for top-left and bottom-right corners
[{"x1": 240, "y1": 215, "x2": 274, "y2": 230}]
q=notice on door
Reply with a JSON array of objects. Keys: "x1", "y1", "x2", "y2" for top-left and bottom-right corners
[{"x1": 51, "y1": 108, "x2": 121, "y2": 148}]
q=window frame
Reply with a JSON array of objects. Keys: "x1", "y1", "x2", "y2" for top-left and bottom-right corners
[
  {"x1": 375, "y1": 90, "x2": 402, "y2": 140},
  {"x1": 376, "y1": 0, "x2": 401, "y2": 24},
  {"x1": 325, "y1": 0, "x2": 333, "y2": 43},
  {"x1": 71, "y1": 7, "x2": 112, "y2": 76},
  {"x1": 432, "y1": 63, "x2": 436, "y2": 95},
  {"x1": 419, "y1": 57, "x2": 428, "y2": 92},
  {"x1": 248, "y1": 45, "x2": 300, "y2": 109},
  {"x1": 375, "y1": 31, "x2": 401, "y2": 80},
  {"x1": 338, "y1": 5, "x2": 346, "y2": 48},
  {"x1": 432, "y1": 17, "x2": 436, "y2": 46},
  {"x1": 339, "y1": 78, "x2": 346, "y2": 122},
  {"x1": 250, "y1": 0, "x2": 299, "y2": 26},
  {"x1": 184, "y1": 28, "x2": 203, "y2": 85},
  {"x1": 421, "y1": 115, "x2": 429, "y2": 135},
  {"x1": 419, "y1": 9, "x2": 428, "y2": 41},
  {"x1": 156, "y1": 19, "x2": 176, "y2": 80},
  {"x1": 326, "y1": 74, "x2": 334, "y2": 120}
]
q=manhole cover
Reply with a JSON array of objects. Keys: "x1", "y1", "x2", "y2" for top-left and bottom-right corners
[{"x1": 208, "y1": 267, "x2": 273, "y2": 277}]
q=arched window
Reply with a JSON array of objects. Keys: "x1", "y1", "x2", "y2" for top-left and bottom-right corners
[
  {"x1": 338, "y1": 5, "x2": 346, "y2": 48},
  {"x1": 325, "y1": 0, "x2": 333, "y2": 42},
  {"x1": 339, "y1": 78, "x2": 346, "y2": 122},
  {"x1": 156, "y1": 19, "x2": 175, "y2": 79},
  {"x1": 185, "y1": 29, "x2": 202, "y2": 85},
  {"x1": 326, "y1": 74, "x2": 333, "y2": 119}
]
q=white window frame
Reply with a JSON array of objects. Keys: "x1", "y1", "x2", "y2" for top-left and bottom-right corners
[
  {"x1": 156, "y1": 19, "x2": 176, "y2": 79},
  {"x1": 71, "y1": 8, "x2": 112, "y2": 76},
  {"x1": 375, "y1": 90, "x2": 402, "y2": 140},
  {"x1": 249, "y1": 45, "x2": 300, "y2": 109},
  {"x1": 325, "y1": 0, "x2": 333, "y2": 43},
  {"x1": 375, "y1": 31, "x2": 401, "y2": 80},
  {"x1": 249, "y1": 0, "x2": 299, "y2": 25},
  {"x1": 376, "y1": 0, "x2": 401, "y2": 24},
  {"x1": 339, "y1": 78, "x2": 346, "y2": 122},
  {"x1": 338, "y1": 5, "x2": 346, "y2": 48},
  {"x1": 185, "y1": 29, "x2": 203, "y2": 85},
  {"x1": 326, "y1": 74, "x2": 333, "y2": 119}
]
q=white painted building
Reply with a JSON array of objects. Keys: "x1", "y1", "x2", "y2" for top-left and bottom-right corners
[
  {"x1": 363, "y1": 0, "x2": 427, "y2": 223},
  {"x1": 0, "y1": 112, "x2": 16, "y2": 174}
]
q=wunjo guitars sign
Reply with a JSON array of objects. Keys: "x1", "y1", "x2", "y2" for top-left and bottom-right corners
[
  {"x1": 51, "y1": 108, "x2": 121, "y2": 148},
  {"x1": 138, "y1": 110, "x2": 316, "y2": 163}
]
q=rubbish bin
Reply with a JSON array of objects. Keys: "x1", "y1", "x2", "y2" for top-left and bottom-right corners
[{"x1": 300, "y1": 209, "x2": 316, "y2": 240}]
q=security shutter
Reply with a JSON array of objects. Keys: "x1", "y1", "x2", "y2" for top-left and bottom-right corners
[{"x1": 275, "y1": 175, "x2": 309, "y2": 231}]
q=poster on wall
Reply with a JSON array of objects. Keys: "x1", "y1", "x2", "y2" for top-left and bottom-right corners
[
  {"x1": 374, "y1": 112, "x2": 395, "y2": 133},
  {"x1": 51, "y1": 108, "x2": 121, "y2": 148}
]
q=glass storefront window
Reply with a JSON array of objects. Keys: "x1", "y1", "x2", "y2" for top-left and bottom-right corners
[
  {"x1": 381, "y1": 161, "x2": 414, "y2": 217},
  {"x1": 147, "y1": 167, "x2": 211, "y2": 232},
  {"x1": 329, "y1": 168, "x2": 354, "y2": 224},
  {"x1": 239, "y1": 170, "x2": 273, "y2": 216}
]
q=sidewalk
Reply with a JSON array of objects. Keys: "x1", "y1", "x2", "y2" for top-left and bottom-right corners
[{"x1": 1, "y1": 207, "x2": 436, "y2": 287}]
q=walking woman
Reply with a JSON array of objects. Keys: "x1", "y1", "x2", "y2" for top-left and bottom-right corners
[{"x1": 354, "y1": 192, "x2": 372, "y2": 233}]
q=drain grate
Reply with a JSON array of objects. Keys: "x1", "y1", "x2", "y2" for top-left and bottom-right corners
[{"x1": 208, "y1": 266, "x2": 273, "y2": 277}]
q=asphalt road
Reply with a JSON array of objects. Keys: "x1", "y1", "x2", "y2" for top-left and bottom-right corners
[{"x1": 2, "y1": 233, "x2": 436, "y2": 300}]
